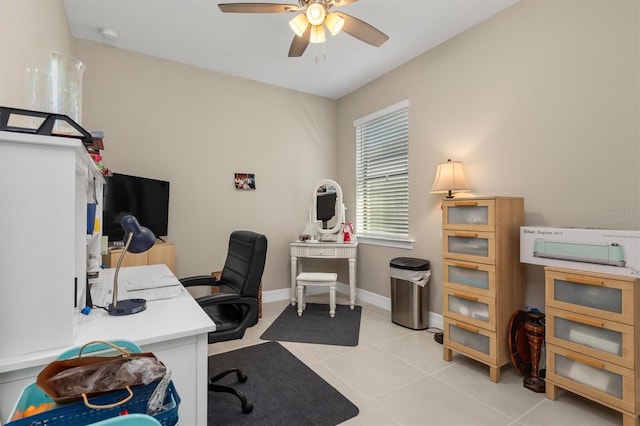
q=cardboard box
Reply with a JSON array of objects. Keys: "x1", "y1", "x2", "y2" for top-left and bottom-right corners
[{"x1": 520, "y1": 226, "x2": 640, "y2": 278}]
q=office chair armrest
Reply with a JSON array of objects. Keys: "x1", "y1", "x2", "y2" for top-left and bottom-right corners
[
  {"x1": 196, "y1": 292, "x2": 241, "y2": 306},
  {"x1": 180, "y1": 275, "x2": 220, "y2": 288}
]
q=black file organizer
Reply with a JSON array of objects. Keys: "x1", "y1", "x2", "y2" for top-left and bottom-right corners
[{"x1": 0, "y1": 106, "x2": 94, "y2": 149}]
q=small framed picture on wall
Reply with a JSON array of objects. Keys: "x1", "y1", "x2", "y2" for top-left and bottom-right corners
[{"x1": 234, "y1": 173, "x2": 255, "y2": 190}]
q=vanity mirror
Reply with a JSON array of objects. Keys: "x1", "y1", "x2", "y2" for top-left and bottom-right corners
[{"x1": 311, "y1": 179, "x2": 345, "y2": 235}]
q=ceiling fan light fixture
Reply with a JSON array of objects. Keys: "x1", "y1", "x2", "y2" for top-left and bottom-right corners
[
  {"x1": 306, "y1": 3, "x2": 326, "y2": 26},
  {"x1": 289, "y1": 13, "x2": 309, "y2": 37},
  {"x1": 324, "y1": 12, "x2": 344, "y2": 36},
  {"x1": 309, "y1": 24, "x2": 326, "y2": 44}
]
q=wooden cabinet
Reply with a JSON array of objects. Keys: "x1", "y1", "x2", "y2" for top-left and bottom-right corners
[
  {"x1": 441, "y1": 196, "x2": 524, "y2": 382},
  {"x1": 544, "y1": 267, "x2": 640, "y2": 426},
  {"x1": 103, "y1": 241, "x2": 176, "y2": 273}
]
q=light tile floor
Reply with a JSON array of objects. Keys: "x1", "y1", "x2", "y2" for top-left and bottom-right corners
[{"x1": 207, "y1": 293, "x2": 624, "y2": 426}]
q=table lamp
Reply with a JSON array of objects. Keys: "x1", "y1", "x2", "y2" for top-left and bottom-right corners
[
  {"x1": 108, "y1": 215, "x2": 156, "y2": 316},
  {"x1": 430, "y1": 159, "x2": 471, "y2": 198}
]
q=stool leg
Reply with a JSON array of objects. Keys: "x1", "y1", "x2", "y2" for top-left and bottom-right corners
[
  {"x1": 329, "y1": 284, "x2": 336, "y2": 318},
  {"x1": 297, "y1": 284, "x2": 304, "y2": 316}
]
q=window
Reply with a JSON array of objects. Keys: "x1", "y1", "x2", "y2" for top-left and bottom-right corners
[{"x1": 354, "y1": 100, "x2": 411, "y2": 248}]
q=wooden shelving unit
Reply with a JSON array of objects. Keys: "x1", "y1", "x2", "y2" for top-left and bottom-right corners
[{"x1": 441, "y1": 196, "x2": 525, "y2": 382}]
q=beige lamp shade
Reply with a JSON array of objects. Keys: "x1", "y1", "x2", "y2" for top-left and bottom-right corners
[
  {"x1": 310, "y1": 24, "x2": 326, "y2": 43},
  {"x1": 430, "y1": 159, "x2": 471, "y2": 198},
  {"x1": 290, "y1": 6, "x2": 343, "y2": 41},
  {"x1": 306, "y1": 3, "x2": 327, "y2": 25},
  {"x1": 289, "y1": 14, "x2": 309, "y2": 37},
  {"x1": 325, "y1": 12, "x2": 344, "y2": 36}
]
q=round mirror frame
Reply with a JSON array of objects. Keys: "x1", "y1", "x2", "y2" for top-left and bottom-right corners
[{"x1": 313, "y1": 178, "x2": 344, "y2": 235}]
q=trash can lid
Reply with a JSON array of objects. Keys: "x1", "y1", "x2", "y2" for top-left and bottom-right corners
[{"x1": 390, "y1": 257, "x2": 430, "y2": 271}]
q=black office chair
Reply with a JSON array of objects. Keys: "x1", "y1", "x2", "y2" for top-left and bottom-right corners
[{"x1": 180, "y1": 230, "x2": 267, "y2": 414}]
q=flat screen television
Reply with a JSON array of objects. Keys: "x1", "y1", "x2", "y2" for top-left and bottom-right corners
[{"x1": 102, "y1": 173, "x2": 170, "y2": 242}]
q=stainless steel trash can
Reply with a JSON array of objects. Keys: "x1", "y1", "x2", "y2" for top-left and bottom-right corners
[{"x1": 390, "y1": 257, "x2": 431, "y2": 330}]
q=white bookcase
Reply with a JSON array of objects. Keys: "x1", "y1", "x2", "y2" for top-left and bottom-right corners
[{"x1": 0, "y1": 130, "x2": 104, "y2": 359}]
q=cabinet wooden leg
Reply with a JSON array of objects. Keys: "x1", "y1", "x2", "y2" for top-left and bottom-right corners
[
  {"x1": 622, "y1": 413, "x2": 639, "y2": 426},
  {"x1": 489, "y1": 366, "x2": 500, "y2": 383},
  {"x1": 443, "y1": 346, "x2": 453, "y2": 362},
  {"x1": 545, "y1": 382, "x2": 558, "y2": 400}
]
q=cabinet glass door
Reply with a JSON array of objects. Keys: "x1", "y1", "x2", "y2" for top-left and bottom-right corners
[
  {"x1": 443, "y1": 231, "x2": 495, "y2": 264},
  {"x1": 442, "y1": 199, "x2": 495, "y2": 231},
  {"x1": 444, "y1": 319, "x2": 495, "y2": 365},
  {"x1": 546, "y1": 307, "x2": 634, "y2": 369},
  {"x1": 548, "y1": 344, "x2": 636, "y2": 412},
  {"x1": 444, "y1": 288, "x2": 495, "y2": 331},
  {"x1": 444, "y1": 260, "x2": 495, "y2": 296},
  {"x1": 545, "y1": 270, "x2": 634, "y2": 325},
  {"x1": 554, "y1": 352, "x2": 623, "y2": 399}
]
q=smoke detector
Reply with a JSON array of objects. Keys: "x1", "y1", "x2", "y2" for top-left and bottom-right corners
[{"x1": 99, "y1": 28, "x2": 118, "y2": 41}]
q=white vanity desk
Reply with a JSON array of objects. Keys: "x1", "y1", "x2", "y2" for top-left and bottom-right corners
[
  {"x1": 290, "y1": 241, "x2": 358, "y2": 309},
  {"x1": 292, "y1": 179, "x2": 358, "y2": 309},
  {"x1": 0, "y1": 264, "x2": 215, "y2": 425}
]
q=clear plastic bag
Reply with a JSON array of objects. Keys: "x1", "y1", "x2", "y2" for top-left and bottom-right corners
[
  {"x1": 390, "y1": 268, "x2": 431, "y2": 287},
  {"x1": 47, "y1": 357, "x2": 166, "y2": 397}
]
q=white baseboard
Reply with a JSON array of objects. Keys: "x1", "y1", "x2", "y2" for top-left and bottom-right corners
[
  {"x1": 429, "y1": 312, "x2": 443, "y2": 331},
  {"x1": 261, "y1": 287, "x2": 291, "y2": 304},
  {"x1": 262, "y1": 283, "x2": 443, "y2": 330}
]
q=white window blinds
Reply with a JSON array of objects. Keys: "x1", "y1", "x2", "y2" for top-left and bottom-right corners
[{"x1": 354, "y1": 100, "x2": 409, "y2": 240}]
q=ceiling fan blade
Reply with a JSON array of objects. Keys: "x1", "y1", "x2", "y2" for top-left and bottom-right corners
[
  {"x1": 288, "y1": 25, "x2": 311, "y2": 57},
  {"x1": 334, "y1": 12, "x2": 388, "y2": 47},
  {"x1": 332, "y1": 0, "x2": 358, "y2": 7},
  {"x1": 218, "y1": 3, "x2": 299, "y2": 13}
]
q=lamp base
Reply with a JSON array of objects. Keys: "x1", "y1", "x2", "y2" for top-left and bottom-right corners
[{"x1": 108, "y1": 298, "x2": 147, "y2": 316}]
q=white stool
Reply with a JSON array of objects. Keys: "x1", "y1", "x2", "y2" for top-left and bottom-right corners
[{"x1": 296, "y1": 272, "x2": 337, "y2": 318}]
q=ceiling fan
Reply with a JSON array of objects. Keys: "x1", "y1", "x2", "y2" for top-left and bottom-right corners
[{"x1": 218, "y1": 0, "x2": 389, "y2": 57}]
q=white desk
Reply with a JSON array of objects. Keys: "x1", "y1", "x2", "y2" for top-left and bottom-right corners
[
  {"x1": 290, "y1": 241, "x2": 358, "y2": 309},
  {"x1": 0, "y1": 264, "x2": 215, "y2": 425}
]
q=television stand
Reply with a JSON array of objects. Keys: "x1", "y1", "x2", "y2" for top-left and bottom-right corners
[{"x1": 103, "y1": 241, "x2": 175, "y2": 273}]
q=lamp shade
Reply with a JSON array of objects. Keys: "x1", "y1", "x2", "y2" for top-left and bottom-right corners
[
  {"x1": 289, "y1": 13, "x2": 309, "y2": 37},
  {"x1": 430, "y1": 159, "x2": 471, "y2": 198},
  {"x1": 109, "y1": 215, "x2": 156, "y2": 316},
  {"x1": 121, "y1": 215, "x2": 156, "y2": 253},
  {"x1": 310, "y1": 24, "x2": 326, "y2": 44},
  {"x1": 325, "y1": 12, "x2": 344, "y2": 36},
  {"x1": 306, "y1": 3, "x2": 326, "y2": 25}
]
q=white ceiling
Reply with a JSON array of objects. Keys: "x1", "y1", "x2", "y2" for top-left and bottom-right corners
[{"x1": 63, "y1": 0, "x2": 519, "y2": 99}]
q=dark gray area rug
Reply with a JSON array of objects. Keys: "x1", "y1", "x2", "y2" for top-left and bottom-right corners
[
  {"x1": 260, "y1": 303, "x2": 362, "y2": 346},
  {"x1": 207, "y1": 342, "x2": 359, "y2": 426}
]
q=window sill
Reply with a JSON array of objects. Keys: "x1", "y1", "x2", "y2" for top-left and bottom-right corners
[{"x1": 356, "y1": 235, "x2": 415, "y2": 250}]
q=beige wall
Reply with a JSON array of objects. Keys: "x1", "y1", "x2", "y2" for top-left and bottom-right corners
[
  {"x1": 74, "y1": 40, "x2": 337, "y2": 291},
  {"x1": 0, "y1": 0, "x2": 337, "y2": 293},
  {"x1": 2, "y1": 0, "x2": 638, "y2": 311},
  {"x1": 336, "y1": 0, "x2": 640, "y2": 313},
  {"x1": 0, "y1": 0, "x2": 73, "y2": 108}
]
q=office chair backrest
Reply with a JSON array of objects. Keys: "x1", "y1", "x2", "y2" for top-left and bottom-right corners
[{"x1": 219, "y1": 230, "x2": 267, "y2": 299}]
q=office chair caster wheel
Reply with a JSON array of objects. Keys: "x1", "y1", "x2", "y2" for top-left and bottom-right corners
[
  {"x1": 243, "y1": 402, "x2": 254, "y2": 413},
  {"x1": 239, "y1": 373, "x2": 248, "y2": 383}
]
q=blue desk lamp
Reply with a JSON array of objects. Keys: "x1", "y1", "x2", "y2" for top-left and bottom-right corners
[{"x1": 109, "y1": 215, "x2": 156, "y2": 316}]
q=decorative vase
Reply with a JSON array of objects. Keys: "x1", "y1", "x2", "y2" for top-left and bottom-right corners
[{"x1": 523, "y1": 311, "x2": 546, "y2": 393}]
